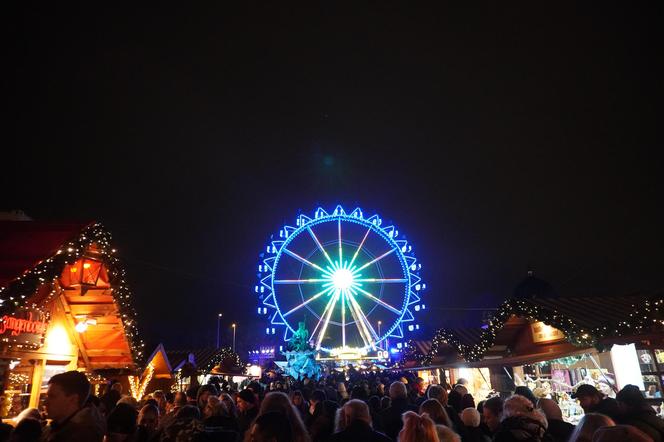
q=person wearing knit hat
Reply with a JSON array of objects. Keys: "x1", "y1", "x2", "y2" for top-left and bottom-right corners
[
  {"x1": 238, "y1": 388, "x2": 256, "y2": 405},
  {"x1": 615, "y1": 384, "x2": 664, "y2": 441},
  {"x1": 237, "y1": 388, "x2": 259, "y2": 438}
]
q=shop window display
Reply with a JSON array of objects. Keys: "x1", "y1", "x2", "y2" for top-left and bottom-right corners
[{"x1": 637, "y1": 349, "x2": 664, "y2": 398}]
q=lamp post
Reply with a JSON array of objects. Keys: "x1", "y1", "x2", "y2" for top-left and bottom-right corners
[
  {"x1": 216, "y1": 313, "x2": 223, "y2": 348},
  {"x1": 232, "y1": 323, "x2": 236, "y2": 353}
]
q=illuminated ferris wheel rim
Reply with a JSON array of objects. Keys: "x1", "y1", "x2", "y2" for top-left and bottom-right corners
[
  {"x1": 257, "y1": 205, "x2": 424, "y2": 353},
  {"x1": 272, "y1": 215, "x2": 410, "y2": 332}
]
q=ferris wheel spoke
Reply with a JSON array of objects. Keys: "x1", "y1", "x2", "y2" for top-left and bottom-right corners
[
  {"x1": 353, "y1": 248, "x2": 396, "y2": 273},
  {"x1": 341, "y1": 289, "x2": 346, "y2": 348},
  {"x1": 352, "y1": 286, "x2": 402, "y2": 315},
  {"x1": 346, "y1": 293, "x2": 371, "y2": 348},
  {"x1": 273, "y1": 279, "x2": 328, "y2": 284},
  {"x1": 347, "y1": 292, "x2": 378, "y2": 348},
  {"x1": 283, "y1": 286, "x2": 334, "y2": 317},
  {"x1": 314, "y1": 290, "x2": 339, "y2": 350},
  {"x1": 282, "y1": 248, "x2": 330, "y2": 274},
  {"x1": 354, "y1": 278, "x2": 408, "y2": 284},
  {"x1": 338, "y1": 219, "x2": 343, "y2": 265},
  {"x1": 307, "y1": 227, "x2": 336, "y2": 268},
  {"x1": 348, "y1": 227, "x2": 372, "y2": 269}
]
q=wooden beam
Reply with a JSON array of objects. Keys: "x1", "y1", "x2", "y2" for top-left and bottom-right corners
[
  {"x1": 69, "y1": 304, "x2": 117, "y2": 316},
  {"x1": 86, "y1": 349, "x2": 130, "y2": 357},
  {"x1": 28, "y1": 359, "x2": 45, "y2": 408},
  {"x1": 65, "y1": 294, "x2": 116, "y2": 304},
  {"x1": 58, "y1": 295, "x2": 92, "y2": 369}
]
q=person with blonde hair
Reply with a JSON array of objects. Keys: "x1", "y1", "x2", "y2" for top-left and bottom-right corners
[
  {"x1": 420, "y1": 399, "x2": 453, "y2": 427},
  {"x1": 398, "y1": 411, "x2": 440, "y2": 442},
  {"x1": 436, "y1": 424, "x2": 462, "y2": 442},
  {"x1": 568, "y1": 413, "x2": 615, "y2": 442}
]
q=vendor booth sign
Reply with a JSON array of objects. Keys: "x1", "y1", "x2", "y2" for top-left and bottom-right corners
[
  {"x1": 531, "y1": 321, "x2": 564, "y2": 344},
  {"x1": 0, "y1": 309, "x2": 48, "y2": 347}
]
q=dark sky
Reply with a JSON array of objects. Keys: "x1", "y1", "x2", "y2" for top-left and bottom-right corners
[{"x1": 5, "y1": 4, "x2": 663, "y2": 353}]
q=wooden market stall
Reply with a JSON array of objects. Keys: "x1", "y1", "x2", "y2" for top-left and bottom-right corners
[
  {"x1": 416, "y1": 291, "x2": 664, "y2": 421},
  {"x1": 0, "y1": 221, "x2": 144, "y2": 417}
]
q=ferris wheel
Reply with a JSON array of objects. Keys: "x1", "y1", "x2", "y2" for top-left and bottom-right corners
[{"x1": 256, "y1": 206, "x2": 425, "y2": 353}]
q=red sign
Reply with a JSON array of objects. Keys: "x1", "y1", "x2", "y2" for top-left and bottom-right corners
[{"x1": 0, "y1": 312, "x2": 47, "y2": 336}]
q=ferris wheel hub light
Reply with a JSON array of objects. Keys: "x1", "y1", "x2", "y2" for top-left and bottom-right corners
[{"x1": 331, "y1": 268, "x2": 354, "y2": 291}]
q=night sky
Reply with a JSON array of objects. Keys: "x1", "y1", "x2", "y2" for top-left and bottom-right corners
[{"x1": 5, "y1": 4, "x2": 663, "y2": 354}]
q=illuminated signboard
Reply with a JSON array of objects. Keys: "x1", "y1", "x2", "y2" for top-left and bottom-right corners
[
  {"x1": 0, "y1": 309, "x2": 48, "y2": 348},
  {"x1": 531, "y1": 321, "x2": 565, "y2": 344}
]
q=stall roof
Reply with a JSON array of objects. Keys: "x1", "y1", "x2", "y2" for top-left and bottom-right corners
[
  {"x1": 0, "y1": 221, "x2": 90, "y2": 287},
  {"x1": 0, "y1": 221, "x2": 144, "y2": 370},
  {"x1": 529, "y1": 294, "x2": 650, "y2": 330},
  {"x1": 427, "y1": 292, "x2": 664, "y2": 364},
  {"x1": 166, "y1": 348, "x2": 225, "y2": 372}
]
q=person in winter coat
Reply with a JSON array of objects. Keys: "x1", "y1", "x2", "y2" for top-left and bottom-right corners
[
  {"x1": 615, "y1": 384, "x2": 664, "y2": 442},
  {"x1": 460, "y1": 407, "x2": 490, "y2": 442},
  {"x1": 568, "y1": 413, "x2": 614, "y2": 442},
  {"x1": 308, "y1": 399, "x2": 338, "y2": 442},
  {"x1": 328, "y1": 399, "x2": 391, "y2": 442},
  {"x1": 492, "y1": 395, "x2": 549, "y2": 442},
  {"x1": 537, "y1": 398, "x2": 575, "y2": 442},
  {"x1": 428, "y1": 384, "x2": 466, "y2": 435},
  {"x1": 42, "y1": 371, "x2": 105, "y2": 442},
  {"x1": 571, "y1": 384, "x2": 620, "y2": 421},
  {"x1": 377, "y1": 381, "x2": 418, "y2": 440}
]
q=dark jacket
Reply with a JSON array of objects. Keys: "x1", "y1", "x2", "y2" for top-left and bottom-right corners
[
  {"x1": 204, "y1": 414, "x2": 239, "y2": 431},
  {"x1": 41, "y1": 406, "x2": 105, "y2": 442},
  {"x1": 307, "y1": 401, "x2": 337, "y2": 442},
  {"x1": 446, "y1": 404, "x2": 467, "y2": 435},
  {"x1": 544, "y1": 418, "x2": 574, "y2": 442},
  {"x1": 464, "y1": 425, "x2": 491, "y2": 442},
  {"x1": 378, "y1": 397, "x2": 417, "y2": 441},
  {"x1": 492, "y1": 416, "x2": 551, "y2": 442},
  {"x1": 588, "y1": 397, "x2": 620, "y2": 420},
  {"x1": 328, "y1": 420, "x2": 392, "y2": 442},
  {"x1": 618, "y1": 408, "x2": 664, "y2": 442},
  {"x1": 237, "y1": 405, "x2": 259, "y2": 437}
]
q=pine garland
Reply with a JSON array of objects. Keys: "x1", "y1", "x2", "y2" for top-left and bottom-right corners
[{"x1": 425, "y1": 296, "x2": 664, "y2": 364}]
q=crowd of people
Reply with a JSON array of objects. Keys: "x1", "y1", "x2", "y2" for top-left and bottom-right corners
[{"x1": 2, "y1": 368, "x2": 664, "y2": 442}]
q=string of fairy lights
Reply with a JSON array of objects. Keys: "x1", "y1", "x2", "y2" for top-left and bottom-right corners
[
  {"x1": 129, "y1": 364, "x2": 155, "y2": 400},
  {"x1": 0, "y1": 223, "x2": 145, "y2": 363},
  {"x1": 203, "y1": 346, "x2": 243, "y2": 372},
  {"x1": 405, "y1": 297, "x2": 664, "y2": 365}
]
